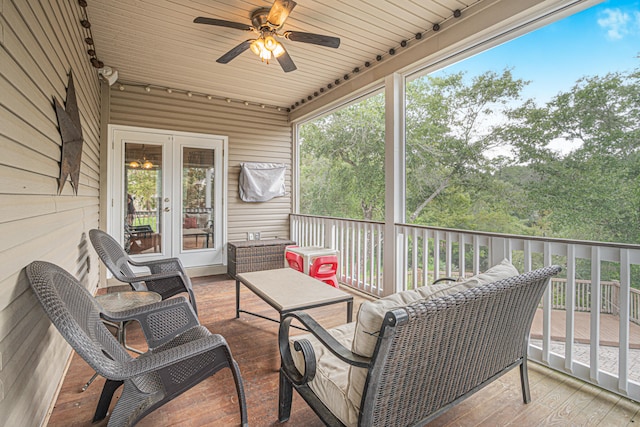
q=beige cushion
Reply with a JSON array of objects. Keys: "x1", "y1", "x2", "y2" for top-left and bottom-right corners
[
  {"x1": 347, "y1": 259, "x2": 519, "y2": 408},
  {"x1": 426, "y1": 258, "x2": 520, "y2": 294},
  {"x1": 351, "y1": 288, "x2": 431, "y2": 358},
  {"x1": 351, "y1": 258, "x2": 519, "y2": 358},
  {"x1": 290, "y1": 322, "x2": 360, "y2": 427}
]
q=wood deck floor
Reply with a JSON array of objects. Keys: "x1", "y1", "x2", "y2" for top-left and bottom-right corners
[
  {"x1": 47, "y1": 275, "x2": 640, "y2": 427},
  {"x1": 531, "y1": 309, "x2": 640, "y2": 348}
]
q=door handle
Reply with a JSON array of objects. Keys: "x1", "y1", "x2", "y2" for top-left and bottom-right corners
[{"x1": 164, "y1": 207, "x2": 170, "y2": 212}]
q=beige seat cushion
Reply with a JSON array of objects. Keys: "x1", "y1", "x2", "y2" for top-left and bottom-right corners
[
  {"x1": 347, "y1": 259, "x2": 519, "y2": 408},
  {"x1": 290, "y1": 322, "x2": 360, "y2": 427}
]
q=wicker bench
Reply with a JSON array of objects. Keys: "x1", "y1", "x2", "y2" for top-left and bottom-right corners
[{"x1": 278, "y1": 262, "x2": 562, "y2": 427}]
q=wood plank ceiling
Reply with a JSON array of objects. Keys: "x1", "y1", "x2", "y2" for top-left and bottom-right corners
[{"x1": 85, "y1": 0, "x2": 478, "y2": 109}]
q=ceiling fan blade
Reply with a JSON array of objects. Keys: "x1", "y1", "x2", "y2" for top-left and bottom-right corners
[
  {"x1": 216, "y1": 40, "x2": 254, "y2": 64},
  {"x1": 194, "y1": 17, "x2": 252, "y2": 31},
  {"x1": 275, "y1": 45, "x2": 297, "y2": 72},
  {"x1": 267, "y1": 0, "x2": 297, "y2": 28},
  {"x1": 284, "y1": 31, "x2": 340, "y2": 48}
]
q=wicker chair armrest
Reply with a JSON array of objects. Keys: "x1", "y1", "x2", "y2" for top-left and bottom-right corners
[
  {"x1": 114, "y1": 270, "x2": 187, "y2": 285},
  {"x1": 111, "y1": 333, "x2": 228, "y2": 380},
  {"x1": 128, "y1": 256, "x2": 178, "y2": 267},
  {"x1": 102, "y1": 297, "x2": 199, "y2": 348},
  {"x1": 130, "y1": 257, "x2": 184, "y2": 273},
  {"x1": 279, "y1": 311, "x2": 370, "y2": 386}
]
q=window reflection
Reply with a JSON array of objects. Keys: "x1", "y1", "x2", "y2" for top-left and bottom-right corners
[{"x1": 182, "y1": 147, "x2": 215, "y2": 251}]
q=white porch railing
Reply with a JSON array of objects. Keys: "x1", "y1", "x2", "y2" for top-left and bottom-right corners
[
  {"x1": 550, "y1": 279, "x2": 640, "y2": 325},
  {"x1": 290, "y1": 213, "x2": 640, "y2": 401}
]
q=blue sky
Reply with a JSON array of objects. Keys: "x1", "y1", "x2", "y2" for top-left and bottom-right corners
[{"x1": 436, "y1": 0, "x2": 640, "y2": 103}]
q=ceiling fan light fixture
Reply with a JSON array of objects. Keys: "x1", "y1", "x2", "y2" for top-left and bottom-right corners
[
  {"x1": 249, "y1": 36, "x2": 278, "y2": 63},
  {"x1": 129, "y1": 160, "x2": 141, "y2": 169},
  {"x1": 250, "y1": 39, "x2": 262, "y2": 55},
  {"x1": 272, "y1": 42, "x2": 285, "y2": 58},
  {"x1": 259, "y1": 48, "x2": 272, "y2": 62},
  {"x1": 264, "y1": 35, "x2": 278, "y2": 51},
  {"x1": 142, "y1": 159, "x2": 154, "y2": 169}
]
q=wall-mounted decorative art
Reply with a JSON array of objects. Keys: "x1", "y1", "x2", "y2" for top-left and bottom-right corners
[{"x1": 54, "y1": 70, "x2": 84, "y2": 195}]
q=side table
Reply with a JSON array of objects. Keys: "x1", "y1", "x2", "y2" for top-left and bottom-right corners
[{"x1": 81, "y1": 290, "x2": 161, "y2": 391}]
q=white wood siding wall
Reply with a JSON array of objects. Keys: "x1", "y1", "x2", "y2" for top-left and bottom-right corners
[
  {"x1": 0, "y1": 0, "x2": 102, "y2": 425},
  {"x1": 109, "y1": 87, "x2": 292, "y2": 243}
]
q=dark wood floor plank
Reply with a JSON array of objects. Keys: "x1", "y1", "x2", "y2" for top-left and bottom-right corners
[{"x1": 47, "y1": 275, "x2": 640, "y2": 427}]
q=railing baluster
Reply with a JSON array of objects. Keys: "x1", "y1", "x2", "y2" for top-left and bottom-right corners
[
  {"x1": 364, "y1": 222, "x2": 370, "y2": 293},
  {"x1": 434, "y1": 230, "x2": 441, "y2": 281},
  {"x1": 619, "y1": 249, "x2": 630, "y2": 393},
  {"x1": 412, "y1": 227, "x2": 418, "y2": 289},
  {"x1": 542, "y1": 242, "x2": 552, "y2": 363},
  {"x1": 422, "y1": 228, "x2": 429, "y2": 286},
  {"x1": 473, "y1": 235, "x2": 480, "y2": 275},
  {"x1": 565, "y1": 245, "x2": 576, "y2": 372},
  {"x1": 591, "y1": 246, "x2": 601, "y2": 382},
  {"x1": 378, "y1": 223, "x2": 384, "y2": 295},
  {"x1": 356, "y1": 222, "x2": 363, "y2": 290},
  {"x1": 458, "y1": 232, "x2": 465, "y2": 279},
  {"x1": 399, "y1": 227, "x2": 407, "y2": 291},
  {"x1": 446, "y1": 232, "x2": 452, "y2": 277},
  {"x1": 351, "y1": 223, "x2": 356, "y2": 289}
]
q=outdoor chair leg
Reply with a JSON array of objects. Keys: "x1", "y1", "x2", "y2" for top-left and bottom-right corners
[
  {"x1": 230, "y1": 359, "x2": 249, "y2": 427},
  {"x1": 93, "y1": 379, "x2": 124, "y2": 422},
  {"x1": 519, "y1": 358, "x2": 531, "y2": 404},
  {"x1": 278, "y1": 370, "x2": 293, "y2": 423},
  {"x1": 188, "y1": 288, "x2": 198, "y2": 315},
  {"x1": 81, "y1": 372, "x2": 99, "y2": 392}
]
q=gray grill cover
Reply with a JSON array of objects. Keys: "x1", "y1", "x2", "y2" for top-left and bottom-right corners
[{"x1": 239, "y1": 162, "x2": 286, "y2": 202}]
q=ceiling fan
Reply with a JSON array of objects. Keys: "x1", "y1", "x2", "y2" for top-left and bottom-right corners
[{"x1": 194, "y1": 0, "x2": 340, "y2": 72}]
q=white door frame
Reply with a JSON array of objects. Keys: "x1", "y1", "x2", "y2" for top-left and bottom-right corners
[{"x1": 107, "y1": 124, "x2": 228, "y2": 268}]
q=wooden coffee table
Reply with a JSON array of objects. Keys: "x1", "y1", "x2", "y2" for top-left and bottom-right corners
[{"x1": 235, "y1": 268, "x2": 353, "y2": 324}]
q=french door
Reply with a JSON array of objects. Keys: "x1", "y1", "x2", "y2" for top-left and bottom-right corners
[{"x1": 109, "y1": 125, "x2": 227, "y2": 267}]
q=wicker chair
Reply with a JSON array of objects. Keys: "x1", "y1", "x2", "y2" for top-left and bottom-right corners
[
  {"x1": 89, "y1": 228, "x2": 198, "y2": 314},
  {"x1": 278, "y1": 264, "x2": 562, "y2": 427},
  {"x1": 26, "y1": 261, "x2": 248, "y2": 427}
]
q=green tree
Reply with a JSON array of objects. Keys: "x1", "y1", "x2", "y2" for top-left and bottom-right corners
[
  {"x1": 127, "y1": 169, "x2": 158, "y2": 211},
  {"x1": 299, "y1": 93, "x2": 386, "y2": 220},
  {"x1": 405, "y1": 69, "x2": 529, "y2": 229},
  {"x1": 499, "y1": 68, "x2": 640, "y2": 243}
]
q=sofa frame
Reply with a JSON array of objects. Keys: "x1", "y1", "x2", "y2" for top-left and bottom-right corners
[{"x1": 278, "y1": 265, "x2": 562, "y2": 426}]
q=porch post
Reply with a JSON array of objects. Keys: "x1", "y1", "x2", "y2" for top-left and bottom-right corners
[
  {"x1": 382, "y1": 73, "x2": 405, "y2": 297},
  {"x1": 98, "y1": 80, "x2": 111, "y2": 288}
]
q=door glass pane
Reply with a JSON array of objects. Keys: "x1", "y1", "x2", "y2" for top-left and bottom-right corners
[
  {"x1": 182, "y1": 147, "x2": 215, "y2": 251},
  {"x1": 124, "y1": 143, "x2": 163, "y2": 254}
]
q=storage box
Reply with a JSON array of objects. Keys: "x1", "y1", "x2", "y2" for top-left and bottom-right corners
[{"x1": 227, "y1": 239, "x2": 296, "y2": 278}]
